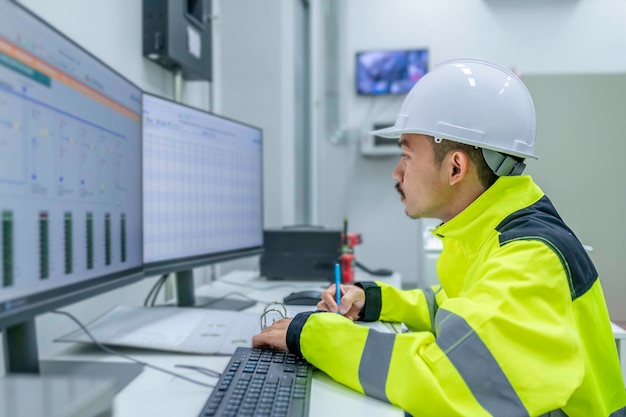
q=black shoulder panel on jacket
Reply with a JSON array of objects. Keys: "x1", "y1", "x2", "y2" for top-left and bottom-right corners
[{"x1": 496, "y1": 195, "x2": 597, "y2": 300}]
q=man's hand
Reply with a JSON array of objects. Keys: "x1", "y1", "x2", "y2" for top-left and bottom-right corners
[
  {"x1": 317, "y1": 284, "x2": 365, "y2": 321},
  {"x1": 252, "y1": 318, "x2": 292, "y2": 351}
]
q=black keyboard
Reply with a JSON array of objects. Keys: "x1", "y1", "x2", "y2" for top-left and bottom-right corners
[{"x1": 198, "y1": 347, "x2": 313, "y2": 417}]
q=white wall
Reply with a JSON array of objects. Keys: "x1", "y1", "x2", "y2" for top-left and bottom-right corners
[
  {"x1": 316, "y1": 0, "x2": 626, "y2": 307},
  {"x1": 343, "y1": 0, "x2": 626, "y2": 76},
  {"x1": 522, "y1": 73, "x2": 626, "y2": 323},
  {"x1": 217, "y1": 0, "x2": 297, "y2": 228}
]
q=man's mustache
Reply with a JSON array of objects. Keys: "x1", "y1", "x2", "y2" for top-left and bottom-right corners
[{"x1": 395, "y1": 183, "x2": 405, "y2": 199}]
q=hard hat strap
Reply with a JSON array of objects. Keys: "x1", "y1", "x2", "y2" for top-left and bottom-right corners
[{"x1": 482, "y1": 148, "x2": 526, "y2": 176}]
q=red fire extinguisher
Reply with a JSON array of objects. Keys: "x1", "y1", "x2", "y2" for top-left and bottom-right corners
[{"x1": 340, "y1": 218, "x2": 361, "y2": 284}]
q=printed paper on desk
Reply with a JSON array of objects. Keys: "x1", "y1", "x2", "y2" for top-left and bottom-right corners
[{"x1": 55, "y1": 305, "x2": 260, "y2": 355}]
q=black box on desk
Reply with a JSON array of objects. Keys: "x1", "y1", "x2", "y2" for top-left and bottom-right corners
[{"x1": 260, "y1": 228, "x2": 342, "y2": 281}]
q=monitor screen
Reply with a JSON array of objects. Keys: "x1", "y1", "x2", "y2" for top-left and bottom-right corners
[
  {"x1": 356, "y1": 48, "x2": 429, "y2": 95},
  {"x1": 142, "y1": 93, "x2": 263, "y2": 275},
  {"x1": 0, "y1": 1, "x2": 143, "y2": 328}
]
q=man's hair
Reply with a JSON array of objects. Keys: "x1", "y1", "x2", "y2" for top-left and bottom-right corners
[{"x1": 430, "y1": 138, "x2": 498, "y2": 188}]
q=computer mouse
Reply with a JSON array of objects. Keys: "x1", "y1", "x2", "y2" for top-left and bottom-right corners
[{"x1": 283, "y1": 290, "x2": 322, "y2": 306}]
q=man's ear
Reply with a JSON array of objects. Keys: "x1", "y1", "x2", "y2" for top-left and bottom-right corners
[{"x1": 448, "y1": 150, "x2": 470, "y2": 186}]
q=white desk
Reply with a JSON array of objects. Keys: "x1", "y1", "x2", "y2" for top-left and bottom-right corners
[{"x1": 48, "y1": 270, "x2": 404, "y2": 417}]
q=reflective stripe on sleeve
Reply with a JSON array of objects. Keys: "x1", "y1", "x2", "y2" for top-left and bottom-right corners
[
  {"x1": 358, "y1": 329, "x2": 396, "y2": 403},
  {"x1": 422, "y1": 287, "x2": 438, "y2": 334},
  {"x1": 435, "y1": 309, "x2": 528, "y2": 417}
]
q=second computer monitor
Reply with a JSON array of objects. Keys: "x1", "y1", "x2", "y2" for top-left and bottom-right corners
[{"x1": 142, "y1": 93, "x2": 263, "y2": 307}]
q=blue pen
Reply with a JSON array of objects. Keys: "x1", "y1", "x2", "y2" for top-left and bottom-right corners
[{"x1": 335, "y1": 263, "x2": 341, "y2": 314}]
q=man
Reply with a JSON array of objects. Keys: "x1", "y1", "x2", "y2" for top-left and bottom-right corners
[{"x1": 252, "y1": 58, "x2": 626, "y2": 416}]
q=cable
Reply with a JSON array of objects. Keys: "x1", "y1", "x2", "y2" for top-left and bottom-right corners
[
  {"x1": 149, "y1": 274, "x2": 169, "y2": 307},
  {"x1": 142, "y1": 276, "x2": 160, "y2": 306},
  {"x1": 51, "y1": 310, "x2": 215, "y2": 388},
  {"x1": 355, "y1": 260, "x2": 393, "y2": 277},
  {"x1": 174, "y1": 364, "x2": 221, "y2": 378},
  {"x1": 143, "y1": 274, "x2": 168, "y2": 307}
]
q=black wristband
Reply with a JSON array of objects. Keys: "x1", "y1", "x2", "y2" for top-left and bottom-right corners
[
  {"x1": 355, "y1": 281, "x2": 382, "y2": 322},
  {"x1": 286, "y1": 311, "x2": 319, "y2": 356}
]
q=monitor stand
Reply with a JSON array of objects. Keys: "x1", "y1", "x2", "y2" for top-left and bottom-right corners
[{"x1": 175, "y1": 270, "x2": 256, "y2": 311}]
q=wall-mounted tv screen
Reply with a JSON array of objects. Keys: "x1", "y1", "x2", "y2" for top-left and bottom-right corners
[{"x1": 356, "y1": 48, "x2": 429, "y2": 95}]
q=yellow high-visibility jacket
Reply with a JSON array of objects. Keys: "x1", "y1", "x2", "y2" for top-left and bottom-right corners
[{"x1": 286, "y1": 175, "x2": 626, "y2": 417}]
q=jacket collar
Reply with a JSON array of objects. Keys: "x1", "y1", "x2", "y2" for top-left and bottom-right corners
[{"x1": 432, "y1": 175, "x2": 544, "y2": 256}]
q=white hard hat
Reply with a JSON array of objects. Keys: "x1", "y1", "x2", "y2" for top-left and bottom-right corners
[{"x1": 372, "y1": 58, "x2": 537, "y2": 173}]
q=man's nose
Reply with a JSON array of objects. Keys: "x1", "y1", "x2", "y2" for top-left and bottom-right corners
[{"x1": 392, "y1": 161, "x2": 403, "y2": 182}]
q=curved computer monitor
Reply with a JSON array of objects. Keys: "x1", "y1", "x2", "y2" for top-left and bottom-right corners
[
  {"x1": 142, "y1": 93, "x2": 263, "y2": 309},
  {"x1": 0, "y1": 2, "x2": 143, "y2": 372}
]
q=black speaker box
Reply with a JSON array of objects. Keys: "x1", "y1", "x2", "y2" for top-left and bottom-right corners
[{"x1": 260, "y1": 228, "x2": 342, "y2": 281}]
